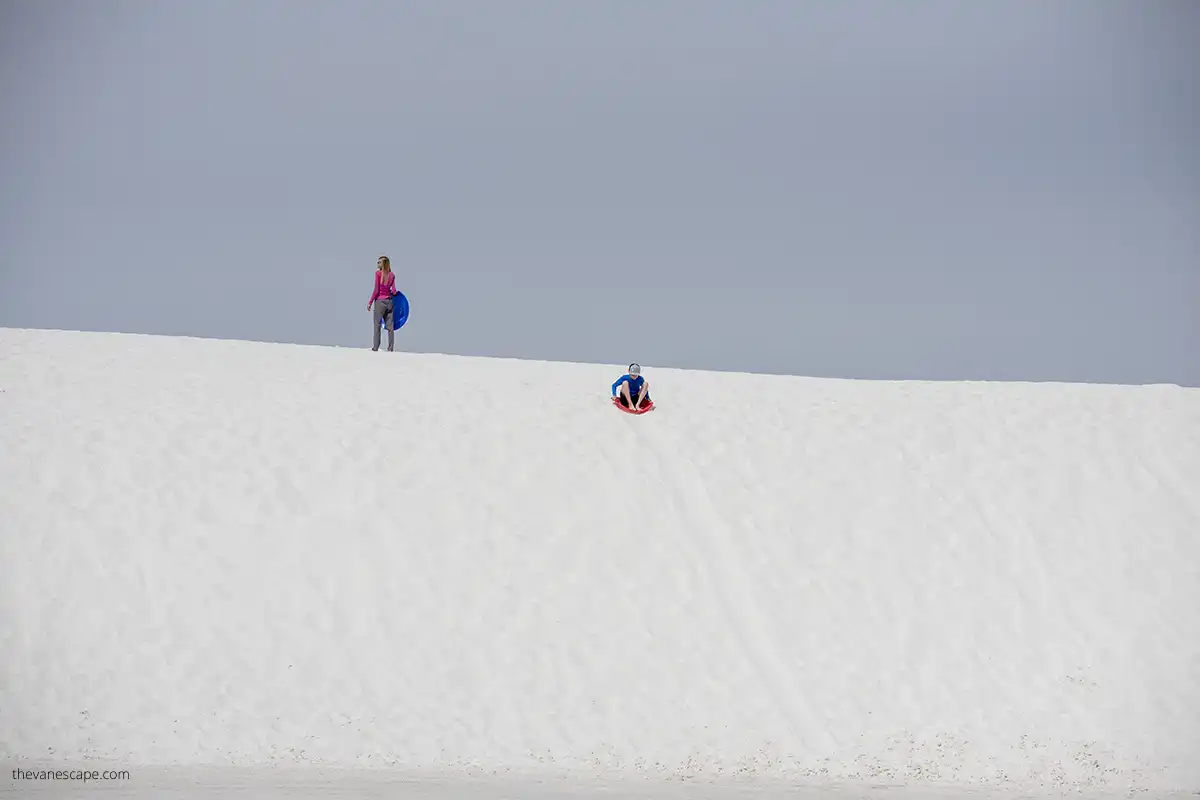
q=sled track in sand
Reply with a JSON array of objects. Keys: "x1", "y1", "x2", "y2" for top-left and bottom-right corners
[{"x1": 618, "y1": 407, "x2": 821, "y2": 755}]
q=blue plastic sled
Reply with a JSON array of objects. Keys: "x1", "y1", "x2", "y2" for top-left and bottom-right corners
[{"x1": 378, "y1": 291, "x2": 409, "y2": 330}]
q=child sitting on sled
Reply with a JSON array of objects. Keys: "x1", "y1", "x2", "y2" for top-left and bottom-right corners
[{"x1": 612, "y1": 363, "x2": 652, "y2": 410}]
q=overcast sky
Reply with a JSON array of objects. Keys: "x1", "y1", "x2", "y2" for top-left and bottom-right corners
[{"x1": 2, "y1": 0, "x2": 1197, "y2": 385}]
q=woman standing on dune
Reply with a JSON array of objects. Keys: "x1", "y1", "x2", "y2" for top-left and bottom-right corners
[{"x1": 367, "y1": 255, "x2": 397, "y2": 351}]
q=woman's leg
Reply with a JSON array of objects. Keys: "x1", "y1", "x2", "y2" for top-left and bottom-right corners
[
  {"x1": 372, "y1": 302, "x2": 384, "y2": 350},
  {"x1": 382, "y1": 298, "x2": 395, "y2": 351}
]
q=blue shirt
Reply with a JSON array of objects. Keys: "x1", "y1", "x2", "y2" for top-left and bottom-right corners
[{"x1": 612, "y1": 374, "x2": 645, "y2": 396}]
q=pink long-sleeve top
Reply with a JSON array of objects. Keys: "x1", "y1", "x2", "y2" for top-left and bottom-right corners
[{"x1": 370, "y1": 270, "x2": 396, "y2": 303}]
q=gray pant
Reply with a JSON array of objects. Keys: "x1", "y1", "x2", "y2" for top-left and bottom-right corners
[{"x1": 372, "y1": 297, "x2": 395, "y2": 351}]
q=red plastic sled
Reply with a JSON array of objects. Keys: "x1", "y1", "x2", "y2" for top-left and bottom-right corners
[{"x1": 613, "y1": 396, "x2": 655, "y2": 415}]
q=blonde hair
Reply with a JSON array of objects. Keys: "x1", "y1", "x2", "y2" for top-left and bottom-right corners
[{"x1": 377, "y1": 255, "x2": 391, "y2": 274}]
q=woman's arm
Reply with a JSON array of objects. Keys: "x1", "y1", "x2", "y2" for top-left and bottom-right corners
[{"x1": 368, "y1": 271, "x2": 381, "y2": 307}]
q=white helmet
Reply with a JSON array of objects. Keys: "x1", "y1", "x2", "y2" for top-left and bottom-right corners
[{"x1": 628, "y1": 363, "x2": 641, "y2": 376}]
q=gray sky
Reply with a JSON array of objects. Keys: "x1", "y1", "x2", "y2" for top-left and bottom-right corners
[{"x1": 2, "y1": 0, "x2": 1197, "y2": 386}]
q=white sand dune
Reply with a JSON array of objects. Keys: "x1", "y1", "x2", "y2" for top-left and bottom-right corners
[{"x1": 1, "y1": 327, "x2": 1198, "y2": 798}]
